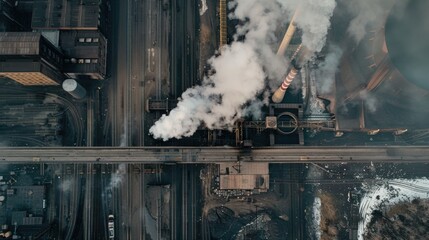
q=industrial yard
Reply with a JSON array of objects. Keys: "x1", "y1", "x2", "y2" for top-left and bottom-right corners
[{"x1": 0, "y1": 0, "x2": 428, "y2": 239}]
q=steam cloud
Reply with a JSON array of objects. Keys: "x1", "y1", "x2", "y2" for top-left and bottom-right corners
[
  {"x1": 316, "y1": 44, "x2": 343, "y2": 94},
  {"x1": 150, "y1": 0, "x2": 336, "y2": 141},
  {"x1": 277, "y1": 0, "x2": 336, "y2": 53},
  {"x1": 345, "y1": 0, "x2": 409, "y2": 43}
]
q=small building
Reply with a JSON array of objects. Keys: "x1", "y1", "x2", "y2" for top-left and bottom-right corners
[
  {"x1": 0, "y1": 32, "x2": 64, "y2": 85},
  {"x1": 218, "y1": 162, "x2": 269, "y2": 192},
  {"x1": 60, "y1": 30, "x2": 107, "y2": 79}
]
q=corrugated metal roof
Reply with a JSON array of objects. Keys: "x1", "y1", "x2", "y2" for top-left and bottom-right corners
[
  {"x1": 32, "y1": 0, "x2": 100, "y2": 29},
  {"x1": 0, "y1": 32, "x2": 41, "y2": 55}
]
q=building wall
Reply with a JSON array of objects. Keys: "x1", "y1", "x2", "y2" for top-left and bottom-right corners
[
  {"x1": 60, "y1": 30, "x2": 107, "y2": 79},
  {"x1": 0, "y1": 32, "x2": 64, "y2": 85}
]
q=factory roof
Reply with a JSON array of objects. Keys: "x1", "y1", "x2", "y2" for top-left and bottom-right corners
[
  {"x1": 219, "y1": 174, "x2": 269, "y2": 191},
  {"x1": 219, "y1": 163, "x2": 269, "y2": 191},
  {"x1": 32, "y1": 0, "x2": 101, "y2": 30},
  {"x1": 0, "y1": 32, "x2": 42, "y2": 55}
]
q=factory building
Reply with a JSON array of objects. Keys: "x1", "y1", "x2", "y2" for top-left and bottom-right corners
[
  {"x1": 218, "y1": 162, "x2": 269, "y2": 192},
  {"x1": 31, "y1": 0, "x2": 108, "y2": 81},
  {"x1": 0, "y1": 0, "x2": 109, "y2": 86},
  {"x1": 31, "y1": 0, "x2": 108, "y2": 33},
  {"x1": 0, "y1": 32, "x2": 64, "y2": 85},
  {"x1": 60, "y1": 30, "x2": 107, "y2": 80}
]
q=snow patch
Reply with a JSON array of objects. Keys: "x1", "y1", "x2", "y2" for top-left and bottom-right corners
[
  {"x1": 358, "y1": 178, "x2": 429, "y2": 240},
  {"x1": 312, "y1": 197, "x2": 321, "y2": 240}
]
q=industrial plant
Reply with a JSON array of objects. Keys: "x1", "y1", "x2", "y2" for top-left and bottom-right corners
[{"x1": 0, "y1": 0, "x2": 428, "y2": 239}]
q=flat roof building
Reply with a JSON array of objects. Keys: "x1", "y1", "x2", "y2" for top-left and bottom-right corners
[
  {"x1": 60, "y1": 30, "x2": 107, "y2": 79},
  {"x1": 218, "y1": 162, "x2": 269, "y2": 192},
  {"x1": 0, "y1": 32, "x2": 64, "y2": 85}
]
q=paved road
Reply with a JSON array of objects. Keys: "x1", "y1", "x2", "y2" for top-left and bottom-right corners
[{"x1": 1, "y1": 146, "x2": 429, "y2": 163}]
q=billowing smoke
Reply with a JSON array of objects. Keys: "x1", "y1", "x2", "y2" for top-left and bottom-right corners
[
  {"x1": 344, "y1": 0, "x2": 409, "y2": 43},
  {"x1": 108, "y1": 164, "x2": 126, "y2": 189},
  {"x1": 277, "y1": 0, "x2": 336, "y2": 53},
  {"x1": 316, "y1": 44, "x2": 343, "y2": 94},
  {"x1": 150, "y1": 0, "x2": 336, "y2": 141},
  {"x1": 360, "y1": 90, "x2": 379, "y2": 113}
]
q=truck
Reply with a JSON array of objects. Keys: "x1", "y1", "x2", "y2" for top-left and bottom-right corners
[{"x1": 108, "y1": 214, "x2": 115, "y2": 239}]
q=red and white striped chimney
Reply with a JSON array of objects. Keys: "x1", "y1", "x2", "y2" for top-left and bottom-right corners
[
  {"x1": 272, "y1": 45, "x2": 311, "y2": 103},
  {"x1": 272, "y1": 67, "x2": 299, "y2": 103}
]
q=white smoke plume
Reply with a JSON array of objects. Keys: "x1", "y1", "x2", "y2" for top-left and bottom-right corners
[
  {"x1": 150, "y1": 0, "x2": 336, "y2": 141},
  {"x1": 344, "y1": 0, "x2": 409, "y2": 43},
  {"x1": 360, "y1": 90, "x2": 378, "y2": 113},
  {"x1": 277, "y1": 0, "x2": 336, "y2": 53},
  {"x1": 316, "y1": 44, "x2": 343, "y2": 94}
]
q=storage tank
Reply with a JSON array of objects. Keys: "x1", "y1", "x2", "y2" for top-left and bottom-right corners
[
  {"x1": 336, "y1": 0, "x2": 429, "y2": 130},
  {"x1": 62, "y1": 79, "x2": 86, "y2": 99}
]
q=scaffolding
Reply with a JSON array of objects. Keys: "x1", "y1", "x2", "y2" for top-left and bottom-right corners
[{"x1": 219, "y1": 0, "x2": 227, "y2": 48}]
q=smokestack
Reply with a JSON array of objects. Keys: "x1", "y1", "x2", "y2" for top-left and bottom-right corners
[
  {"x1": 272, "y1": 67, "x2": 299, "y2": 103},
  {"x1": 272, "y1": 46, "x2": 311, "y2": 103},
  {"x1": 276, "y1": 8, "x2": 300, "y2": 56}
]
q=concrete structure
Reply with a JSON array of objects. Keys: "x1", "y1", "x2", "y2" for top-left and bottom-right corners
[
  {"x1": 0, "y1": 32, "x2": 64, "y2": 85},
  {"x1": 219, "y1": 162, "x2": 269, "y2": 191},
  {"x1": 1, "y1": 146, "x2": 429, "y2": 163},
  {"x1": 60, "y1": 30, "x2": 107, "y2": 79},
  {"x1": 62, "y1": 79, "x2": 86, "y2": 99}
]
